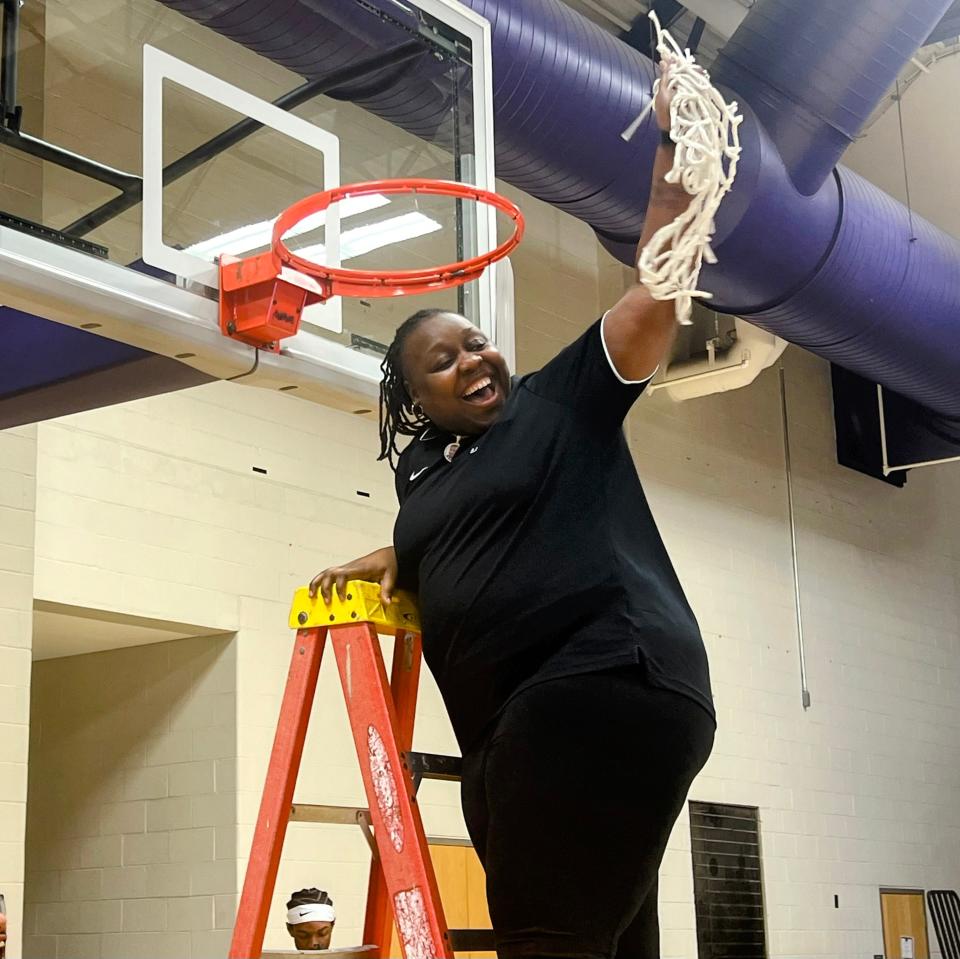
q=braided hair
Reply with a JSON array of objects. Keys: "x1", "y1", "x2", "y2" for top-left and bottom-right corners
[
  {"x1": 286, "y1": 888, "x2": 334, "y2": 912},
  {"x1": 378, "y1": 308, "x2": 446, "y2": 468}
]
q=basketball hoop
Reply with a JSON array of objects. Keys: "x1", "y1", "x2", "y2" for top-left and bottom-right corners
[{"x1": 218, "y1": 178, "x2": 524, "y2": 352}]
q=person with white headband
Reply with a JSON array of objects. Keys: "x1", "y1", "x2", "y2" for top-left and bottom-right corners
[{"x1": 285, "y1": 888, "x2": 336, "y2": 951}]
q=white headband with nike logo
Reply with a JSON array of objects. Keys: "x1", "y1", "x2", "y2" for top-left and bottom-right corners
[{"x1": 287, "y1": 903, "x2": 336, "y2": 924}]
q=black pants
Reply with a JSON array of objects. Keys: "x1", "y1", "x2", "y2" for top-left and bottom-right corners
[{"x1": 460, "y1": 667, "x2": 715, "y2": 959}]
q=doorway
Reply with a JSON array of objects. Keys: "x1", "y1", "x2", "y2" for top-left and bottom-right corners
[
  {"x1": 881, "y1": 889, "x2": 930, "y2": 959},
  {"x1": 387, "y1": 839, "x2": 493, "y2": 958}
]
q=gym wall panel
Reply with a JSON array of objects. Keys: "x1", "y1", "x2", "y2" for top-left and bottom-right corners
[
  {"x1": 630, "y1": 326, "x2": 960, "y2": 958},
  {"x1": 14, "y1": 183, "x2": 960, "y2": 958},
  {"x1": 0, "y1": 426, "x2": 38, "y2": 959},
  {"x1": 23, "y1": 634, "x2": 237, "y2": 959}
]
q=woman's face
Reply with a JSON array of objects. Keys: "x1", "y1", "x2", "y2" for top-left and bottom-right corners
[{"x1": 402, "y1": 312, "x2": 511, "y2": 436}]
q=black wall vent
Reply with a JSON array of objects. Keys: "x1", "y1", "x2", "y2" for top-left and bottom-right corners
[{"x1": 690, "y1": 801, "x2": 767, "y2": 959}]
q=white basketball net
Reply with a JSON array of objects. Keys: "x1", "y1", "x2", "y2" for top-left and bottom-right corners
[{"x1": 622, "y1": 11, "x2": 743, "y2": 325}]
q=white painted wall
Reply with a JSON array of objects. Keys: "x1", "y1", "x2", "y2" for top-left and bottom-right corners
[
  {"x1": 639, "y1": 347, "x2": 960, "y2": 959},
  {"x1": 28, "y1": 383, "x2": 469, "y2": 954},
  {"x1": 0, "y1": 426, "x2": 37, "y2": 959},
  {"x1": 10, "y1": 194, "x2": 960, "y2": 958},
  {"x1": 24, "y1": 634, "x2": 237, "y2": 959}
]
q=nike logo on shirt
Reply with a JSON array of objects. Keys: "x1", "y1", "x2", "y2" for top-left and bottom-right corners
[{"x1": 410, "y1": 466, "x2": 431, "y2": 481}]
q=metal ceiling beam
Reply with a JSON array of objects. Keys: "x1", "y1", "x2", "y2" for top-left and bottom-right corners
[
  {"x1": 926, "y1": 0, "x2": 960, "y2": 41},
  {"x1": 679, "y1": 0, "x2": 750, "y2": 38},
  {"x1": 620, "y1": 0, "x2": 685, "y2": 54}
]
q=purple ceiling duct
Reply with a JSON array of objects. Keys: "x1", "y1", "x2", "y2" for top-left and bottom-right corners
[
  {"x1": 157, "y1": 0, "x2": 960, "y2": 416},
  {"x1": 711, "y1": 1, "x2": 948, "y2": 195}
]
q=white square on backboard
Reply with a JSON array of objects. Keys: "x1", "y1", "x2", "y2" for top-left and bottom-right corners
[{"x1": 141, "y1": 45, "x2": 342, "y2": 332}]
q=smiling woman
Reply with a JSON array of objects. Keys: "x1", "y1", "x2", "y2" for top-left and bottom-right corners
[
  {"x1": 377, "y1": 308, "x2": 511, "y2": 467},
  {"x1": 309, "y1": 59, "x2": 716, "y2": 959}
]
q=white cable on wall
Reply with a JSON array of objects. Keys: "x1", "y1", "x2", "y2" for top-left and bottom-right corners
[{"x1": 622, "y1": 11, "x2": 743, "y2": 325}]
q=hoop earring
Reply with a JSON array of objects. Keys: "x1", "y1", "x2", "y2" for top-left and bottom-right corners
[{"x1": 412, "y1": 402, "x2": 423, "y2": 417}]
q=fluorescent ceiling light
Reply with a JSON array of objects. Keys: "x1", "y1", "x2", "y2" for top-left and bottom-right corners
[
  {"x1": 185, "y1": 193, "x2": 390, "y2": 260},
  {"x1": 296, "y1": 212, "x2": 443, "y2": 263}
]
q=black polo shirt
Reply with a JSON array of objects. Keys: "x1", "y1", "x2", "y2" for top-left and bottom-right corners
[{"x1": 393, "y1": 317, "x2": 714, "y2": 750}]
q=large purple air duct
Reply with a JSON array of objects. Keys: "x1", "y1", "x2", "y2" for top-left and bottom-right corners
[
  {"x1": 158, "y1": 0, "x2": 960, "y2": 416},
  {"x1": 712, "y1": 2, "x2": 947, "y2": 195},
  {"x1": 703, "y1": 0, "x2": 959, "y2": 412}
]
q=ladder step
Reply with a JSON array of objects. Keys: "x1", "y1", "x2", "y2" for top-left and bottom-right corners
[
  {"x1": 448, "y1": 928, "x2": 497, "y2": 951},
  {"x1": 289, "y1": 803, "x2": 369, "y2": 825},
  {"x1": 262, "y1": 946, "x2": 377, "y2": 957},
  {"x1": 406, "y1": 750, "x2": 463, "y2": 785},
  {"x1": 289, "y1": 803, "x2": 378, "y2": 859}
]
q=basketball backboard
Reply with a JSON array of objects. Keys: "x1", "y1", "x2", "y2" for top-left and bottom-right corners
[{"x1": 0, "y1": 0, "x2": 509, "y2": 414}]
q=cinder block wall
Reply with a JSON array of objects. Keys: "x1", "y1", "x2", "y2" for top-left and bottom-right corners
[
  {"x1": 21, "y1": 193, "x2": 960, "y2": 959},
  {"x1": 24, "y1": 636, "x2": 236, "y2": 959},
  {"x1": 0, "y1": 427, "x2": 38, "y2": 959},
  {"x1": 636, "y1": 345, "x2": 960, "y2": 959},
  {"x1": 27, "y1": 389, "x2": 463, "y2": 953}
]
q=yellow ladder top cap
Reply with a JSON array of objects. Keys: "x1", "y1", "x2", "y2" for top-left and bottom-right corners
[{"x1": 289, "y1": 580, "x2": 420, "y2": 631}]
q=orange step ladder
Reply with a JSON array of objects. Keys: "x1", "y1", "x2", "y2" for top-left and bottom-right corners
[{"x1": 229, "y1": 580, "x2": 495, "y2": 959}]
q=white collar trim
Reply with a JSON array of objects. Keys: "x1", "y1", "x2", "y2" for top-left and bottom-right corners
[{"x1": 600, "y1": 311, "x2": 659, "y2": 385}]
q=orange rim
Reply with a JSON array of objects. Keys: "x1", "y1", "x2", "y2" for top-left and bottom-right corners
[{"x1": 271, "y1": 178, "x2": 524, "y2": 298}]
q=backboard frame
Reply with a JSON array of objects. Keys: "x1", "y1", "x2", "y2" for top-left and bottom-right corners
[
  {"x1": 141, "y1": 0, "x2": 500, "y2": 349},
  {"x1": 1, "y1": 0, "x2": 504, "y2": 415},
  {"x1": 141, "y1": 44, "x2": 344, "y2": 330},
  {"x1": 417, "y1": 0, "x2": 499, "y2": 344}
]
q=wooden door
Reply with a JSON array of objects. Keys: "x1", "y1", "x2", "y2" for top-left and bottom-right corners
[
  {"x1": 387, "y1": 840, "x2": 494, "y2": 958},
  {"x1": 881, "y1": 889, "x2": 930, "y2": 959}
]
